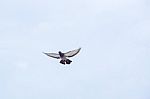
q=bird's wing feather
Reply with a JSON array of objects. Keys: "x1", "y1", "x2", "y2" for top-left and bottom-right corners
[
  {"x1": 64, "y1": 48, "x2": 81, "y2": 57},
  {"x1": 43, "y1": 52, "x2": 60, "y2": 59}
]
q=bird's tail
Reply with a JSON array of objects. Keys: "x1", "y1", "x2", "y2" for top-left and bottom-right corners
[
  {"x1": 60, "y1": 60, "x2": 65, "y2": 65},
  {"x1": 66, "y1": 59, "x2": 72, "y2": 64}
]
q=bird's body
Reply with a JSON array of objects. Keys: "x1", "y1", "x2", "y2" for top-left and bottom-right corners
[
  {"x1": 58, "y1": 51, "x2": 72, "y2": 64},
  {"x1": 43, "y1": 48, "x2": 81, "y2": 65}
]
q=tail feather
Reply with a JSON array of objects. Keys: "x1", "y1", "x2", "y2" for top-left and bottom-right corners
[
  {"x1": 66, "y1": 59, "x2": 72, "y2": 64},
  {"x1": 60, "y1": 60, "x2": 65, "y2": 65}
]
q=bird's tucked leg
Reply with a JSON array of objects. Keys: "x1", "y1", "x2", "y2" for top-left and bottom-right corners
[
  {"x1": 60, "y1": 60, "x2": 65, "y2": 65},
  {"x1": 66, "y1": 59, "x2": 72, "y2": 64}
]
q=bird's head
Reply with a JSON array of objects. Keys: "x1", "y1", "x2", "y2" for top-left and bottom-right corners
[
  {"x1": 58, "y1": 51, "x2": 61, "y2": 54},
  {"x1": 58, "y1": 51, "x2": 64, "y2": 57}
]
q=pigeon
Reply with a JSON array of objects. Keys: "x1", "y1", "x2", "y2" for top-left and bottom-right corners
[{"x1": 43, "y1": 48, "x2": 81, "y2": 65}]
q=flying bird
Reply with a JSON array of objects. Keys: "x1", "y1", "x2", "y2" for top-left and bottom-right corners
[{"x1": 43, "y1": 48, "x2": 81, "y2": 65}]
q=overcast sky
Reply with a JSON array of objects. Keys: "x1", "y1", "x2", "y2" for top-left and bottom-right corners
[{"x1": 0, "y1": 0, "x2": 150, "y2": 99}]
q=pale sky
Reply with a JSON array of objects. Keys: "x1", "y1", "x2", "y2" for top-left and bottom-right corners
[{"x1": 0, "y1": 0, "x2": 150, "y2": 99}]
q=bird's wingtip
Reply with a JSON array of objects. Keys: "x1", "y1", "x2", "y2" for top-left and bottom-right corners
[
  {"x1": 78, "y1": 47, "x2": 81, "y2": 50},
  {"x1": 42, "y1": 52, "x2": 46, "y2": 54}
]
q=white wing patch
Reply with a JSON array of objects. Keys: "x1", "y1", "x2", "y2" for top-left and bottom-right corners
[
  {"x1": 64, "y1": 48, "x2": 81, "y2": 57},
  {"x1": 43, "y1": 52, "x2": 60, "y2": 59}
]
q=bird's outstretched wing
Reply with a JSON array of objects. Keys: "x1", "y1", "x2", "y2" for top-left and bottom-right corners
[
  {"x1": 64, "y1": 48, "x2": 81, "y2": 57},
  {"x1": 43, "y1": 52, "x2": 60, "y2": 59}
]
